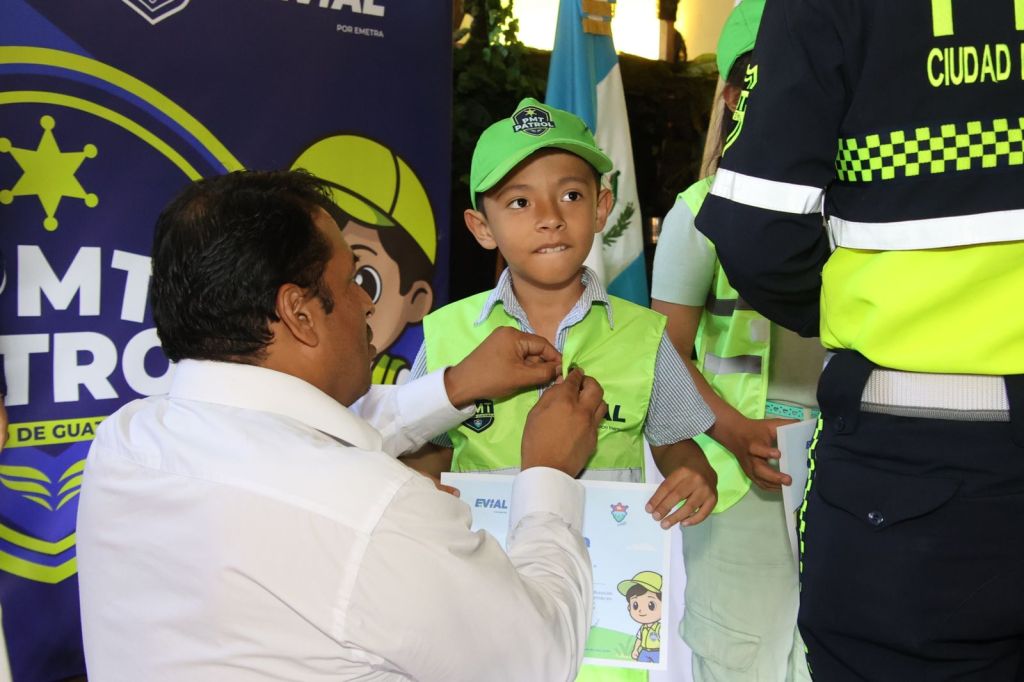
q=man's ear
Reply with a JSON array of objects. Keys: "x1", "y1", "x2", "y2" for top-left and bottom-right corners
[
  {"x1": 595, "y1": 186, "x2": 614, "y2": 234},
  {"x1": 464, "y1": 208, "x2": 498, "y2": 250},
  {"x1": 275, "y1": 283, "x2": 319, "y2": 348},
  {"x1": 402, "y1": 281, "x2": 434, "y2": 324}
]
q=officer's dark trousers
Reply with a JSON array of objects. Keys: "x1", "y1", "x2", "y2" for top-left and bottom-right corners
[{"x1": 799, "y1": 352, "x2": 1024, "y2": 681}]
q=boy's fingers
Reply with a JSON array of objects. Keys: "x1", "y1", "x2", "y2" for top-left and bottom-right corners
[
  {"x1": 681, "y1": 493, "x2": 716, "y2": 526},
  {"x1": 645, "y1": 479, "x2": 682, "y2": 518}
]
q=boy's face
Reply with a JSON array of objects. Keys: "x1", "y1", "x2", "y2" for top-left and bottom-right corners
[
  {"x1": 464, "y1": 149, "x2": 612, "y2": 291},
  {"x1": 342, "y1": 221, "x2": 433, "y2": 356},
  {"x1": 627, "y1": 591, "x2": 662, "y2": 625}
]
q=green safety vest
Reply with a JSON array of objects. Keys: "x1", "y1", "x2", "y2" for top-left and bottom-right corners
[
  {"x1": 681, "y1": 177, "x2": 770, "y2": 512},
  {"x1": 423, "y1": 290, "x2": 665, "y2": 481}
]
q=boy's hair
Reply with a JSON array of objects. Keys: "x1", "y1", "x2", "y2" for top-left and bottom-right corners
[
  {"x1": 151, "y1": 170, "x2": 338, "y2": 363},
  {"x1": 474, "y1": 158, "x2": 604, "y2": 216},
  {"x1": 625, "y1": 583, "x2": 662, "y2": 601}
]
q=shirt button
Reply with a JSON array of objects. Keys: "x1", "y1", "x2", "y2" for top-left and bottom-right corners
[
  {"x1": 867, "y1": 511, "x2": 885, "y2": 526},
  {"x1": 834, "y1": 416, "x2": 846, "y2": 432}
]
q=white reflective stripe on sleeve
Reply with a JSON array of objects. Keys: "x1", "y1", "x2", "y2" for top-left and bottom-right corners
[
  {"x1": 828, "y1": 208, "x2": 1024, "y2": 251},
  {"x1": 710, "y1": 169, "x2": 824, "y2": 215}
]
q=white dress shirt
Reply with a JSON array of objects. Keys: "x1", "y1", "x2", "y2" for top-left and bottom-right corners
[{"x1": 77, "y1": 360, "x2": 592, "y2": 681}]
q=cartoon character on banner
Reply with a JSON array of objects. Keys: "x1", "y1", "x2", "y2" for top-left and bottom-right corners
[{"x1": 292, "y1": 135, "x2": 436, "y2": 385}]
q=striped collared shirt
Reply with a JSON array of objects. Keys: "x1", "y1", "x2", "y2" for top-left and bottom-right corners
[{"x1": 410, "y1": 267, "x2": 714, "y2": 448}]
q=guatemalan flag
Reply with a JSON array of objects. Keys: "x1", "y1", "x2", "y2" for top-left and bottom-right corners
[{"x1": 546, "y1": 0, "x2": 648, "y2": 304}]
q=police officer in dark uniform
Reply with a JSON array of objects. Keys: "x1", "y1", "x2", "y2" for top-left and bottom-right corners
[{"x1": 694, "y1": 0, "x2": 1024, "y2": 678}]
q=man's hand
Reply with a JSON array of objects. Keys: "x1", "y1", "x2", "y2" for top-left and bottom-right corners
[
  {"x1": 521, "y1": 369, "x2": 606, "y2": 477},
  {"x1": 711, "y1": 414, "x2": 796, "y2": 491},
  {"x1": 444, "y1": 327, "x2": 561, "y2": 409},
  {"x1": 648, "y1": 440, "x2": 718, "y2": 528}
]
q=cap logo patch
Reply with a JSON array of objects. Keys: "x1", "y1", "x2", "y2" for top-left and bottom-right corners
[{"x1": 512, "y1": 106, "x2": 555, "y2": 136}]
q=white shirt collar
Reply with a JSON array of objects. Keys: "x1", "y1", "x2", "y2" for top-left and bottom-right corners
[{"x1": 168, "y1": 360, "x2": 383, "y2": 452}]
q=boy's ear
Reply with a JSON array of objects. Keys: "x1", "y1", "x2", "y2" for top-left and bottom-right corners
[
  {"x1": 464, "y1": 208, "x2": 498, "y2": 250},
  {"x1": 594, "y1": 186, "x2": 614, "y2": 234}
]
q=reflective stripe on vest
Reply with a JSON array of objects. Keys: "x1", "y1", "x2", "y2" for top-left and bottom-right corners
[
  {"x1": 827, "y1": 208, "x2": 1024, "y2": 251},
  {"x1": 422, "y1": 291, "x2": 664, "y2": 481},
  {"x1": 681, "y1": 177, "x2": 770, "y2": 512}
]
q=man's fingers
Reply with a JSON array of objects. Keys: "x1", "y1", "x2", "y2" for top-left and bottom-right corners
[
  {"x1": 561, "y1": 367, "x2": 584, "y2": 392},
  {"x1": 516, "y1": 332, "x2": 562, "y2": 364},
  {"x1": 577, "y1": 375, "x2": 604, "y2": 414},
  {"x1": 437, "y1": 483, "x2": 461, "y2": 497}
]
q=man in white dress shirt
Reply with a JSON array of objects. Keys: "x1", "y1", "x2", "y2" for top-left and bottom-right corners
[{"x1": 77, "y1": 170, "x2": 607, "y2": 681}]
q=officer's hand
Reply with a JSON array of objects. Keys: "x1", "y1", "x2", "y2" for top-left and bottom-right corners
[
  {"x1": 444, "y1": 327, "x2": 561, "y2": 408},
  {"x1": 521, "y1": 369, "x2": 606, "y2": 477},
  {"x1": 714, "y1": 414, "x2": 795, "y2": 491}
]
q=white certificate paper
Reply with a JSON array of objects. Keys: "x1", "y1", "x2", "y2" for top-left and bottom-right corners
[
  {"x1": 777, "y1": 418, "x2": 818, "y2": 565},
  {"x1": 441, "y1": 473, "x2": 672, "y2": 671}
]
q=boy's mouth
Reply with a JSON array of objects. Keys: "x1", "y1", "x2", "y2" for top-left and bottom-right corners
[{"x1": 535, "y1": 244, "x2": 569, "y2": 254}]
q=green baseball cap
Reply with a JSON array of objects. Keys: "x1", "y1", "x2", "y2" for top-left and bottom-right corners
[
  {"x1": 469, "y1": 97, "x2": 613, "y2": 209},
  {"x1": 617, "y1": 571, "x2": 663, "y2": 596},
  {"x1": 716, "y1": 0, "x2": 765, "y2": 80}
]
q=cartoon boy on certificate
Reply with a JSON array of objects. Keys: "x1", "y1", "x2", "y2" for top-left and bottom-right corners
[{"x1": 618, "y1": 571, "x2": 663, "y2": 664}]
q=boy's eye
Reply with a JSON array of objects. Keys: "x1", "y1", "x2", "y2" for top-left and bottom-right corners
[
  {"x1": 563, "y1": 190, "x2": 583, "y2": 201},
  {"x1": 648, "y1": 601, "x2": 656, "y2": 611},
  {"x1": 507, "y1": 197, "x2": 529, "y2": 209},
  {"x1": 354, "y1": 265, "x2": 382, "y2": 303},
  {"x1": 631, "y1": 600, "x2": 639, "y2": 611}
]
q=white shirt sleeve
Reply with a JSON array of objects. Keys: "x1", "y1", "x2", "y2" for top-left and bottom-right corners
[
  {"x1": 351, "y1": 369, "x2": 473, "y2": 457},
  {"x1": 651, "y1": 198, "x2": 717, "y2": 306},
  {"x1": 347, "y1": 468, "x2": 592, "y2": 681}
]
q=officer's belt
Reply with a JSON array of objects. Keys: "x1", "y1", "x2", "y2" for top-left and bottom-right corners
[{"x1": 860, "y1": 369, "x2": 1010, "y2": 422}]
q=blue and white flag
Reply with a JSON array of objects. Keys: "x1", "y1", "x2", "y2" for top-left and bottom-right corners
[{"x1": 546, "y1": 0, "x2": 648, "y2": 304}]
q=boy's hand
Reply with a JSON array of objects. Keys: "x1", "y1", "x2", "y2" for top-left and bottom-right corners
[
  {"x1": 647, "y1": 441, "x2": 718, "y2": 528},
  {"x1": 444, "y1": 327, "x2": 561, "y2": 409},
  {"x1": 711, "y1": 414, "x2": 796, "y2": 491},
  {"x1": 521, "y1": 368, "x2": 606, "y2": 477}
]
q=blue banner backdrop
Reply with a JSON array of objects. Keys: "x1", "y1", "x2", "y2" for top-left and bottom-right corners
[{"x1": 0, "y1": 1, "x2": 452, "y2": 678}]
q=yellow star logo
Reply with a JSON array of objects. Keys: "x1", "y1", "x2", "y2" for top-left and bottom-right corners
[
  {"x1": 523, "y1": 107, "x2": 538, "y2": 117},
  {"x1": 0, "y1": 115, "x2": 99, "y2": 232}
]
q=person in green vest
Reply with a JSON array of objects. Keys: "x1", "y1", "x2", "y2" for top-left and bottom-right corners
[
  {"x1": 649, "y1": 2, "x2": 822, "y2": 680},
  {"x1": 403, "y1": 98, "x2": 719, "y2": 682}
]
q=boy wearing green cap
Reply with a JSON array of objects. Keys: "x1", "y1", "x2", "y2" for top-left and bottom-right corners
[
  {"x1": 404, "y1": 98, "x2": 718, "y2": 679},
  {"x1": 650, "y1": 1, "x2": 816, "y2": 680}
]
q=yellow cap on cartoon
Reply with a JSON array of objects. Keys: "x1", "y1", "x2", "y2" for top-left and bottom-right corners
[
  {"x1": 617, "y1": 571, "x2": 663, "y2": 596},
  {"x1": 292, "y1": 135, "x2": 437, "y2": 264}
]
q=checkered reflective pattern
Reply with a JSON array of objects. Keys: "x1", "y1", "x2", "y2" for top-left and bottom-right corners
[{"x1": 836, "y1": 117, "x2": 1024, "y2": 182}]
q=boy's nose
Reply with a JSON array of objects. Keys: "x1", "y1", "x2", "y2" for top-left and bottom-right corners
[{"x1": 535, "y1": 199, "x2": 565, "y2": 231}]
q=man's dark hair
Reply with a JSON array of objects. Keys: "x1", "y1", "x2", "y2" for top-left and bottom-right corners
[
  {"x1": 151, "y1": 170, "x2": 339, "y2": 363},
  {"x1": 625, "y1": 584, "x2": 662, "y2": 601}
]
